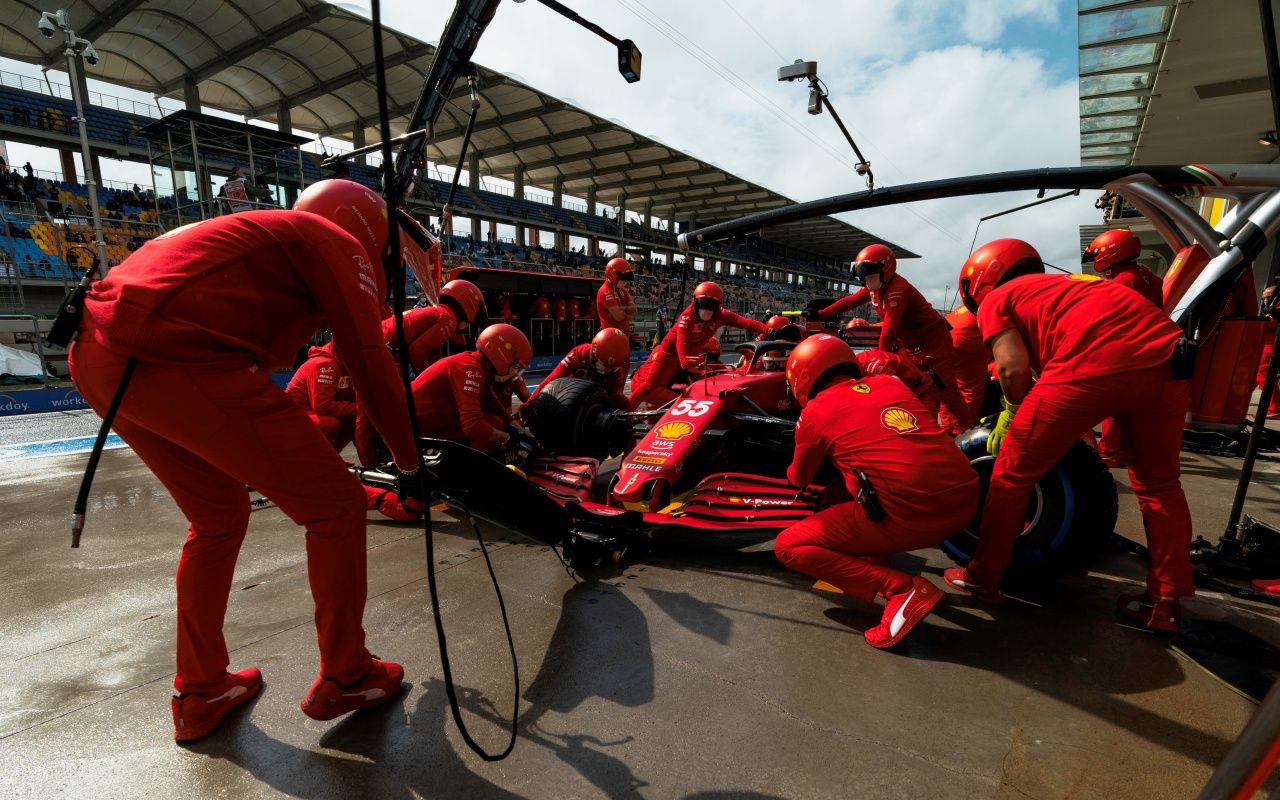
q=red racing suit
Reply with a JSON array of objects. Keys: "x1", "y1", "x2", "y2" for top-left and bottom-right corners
[
  {"x1": 529, "y1": 342, "x2": 629, "y2": 409},
  {"x1": 357, "y1": 349, "x2": 511, "y2": 462},
  {"x1": 820, "y1": 276, "x2": 967, "y2": 433},
  {"x1": 69, "y1": 209, "x2": 417, "y2": 695},
  {"x1": 855, "y1": 349, "x2": 942, "y2": 417},
  {"x1": 597, "y1": 279, "x2": 634, "y2": 333},
  {"x1": 630, "y1": 304, "x2": 767, "y2": 407},
  {"x1": 774, "y1": 375, "x2": 979, "y2": 600},
  {"x1": 1099, "y1": 262, "x2": 1166, "y2": 462},
  {"x1": 381, "y1": 305, "x2": 456, "y2": 375},
  {"x1": 1259, "y1": 319, "x2": 1280, "y2": 418},
  {"x1": 286, "y1": 343, "x2": 358, "y2": 451},
  {"x1": 938, "y1": 306, "x2": 990, "y2": 433},
  {"x1": 969, "y1": 273, "x2": 1193, "y2": 600}
]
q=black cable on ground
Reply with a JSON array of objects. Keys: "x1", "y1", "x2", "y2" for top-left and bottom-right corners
[{"x1": 370, "y1": 0, "x2": 518, "y2": 761}]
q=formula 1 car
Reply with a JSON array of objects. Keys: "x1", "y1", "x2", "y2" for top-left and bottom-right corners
[{"x1": 359, "y1": 338, "x2": 1118, "y2": 571}]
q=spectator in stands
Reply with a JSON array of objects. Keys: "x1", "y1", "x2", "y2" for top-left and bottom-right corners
[
  {"x1": 11, "y1": 105, "x2": 29, "y2": 127},
  {"x1": 220, "y1": 167, "x2": 254, "y2": 214}
]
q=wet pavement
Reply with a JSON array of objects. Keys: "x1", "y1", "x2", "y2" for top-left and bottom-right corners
[{"x1": 1, "y1": 416, "x2": 1279, "y2": 798}]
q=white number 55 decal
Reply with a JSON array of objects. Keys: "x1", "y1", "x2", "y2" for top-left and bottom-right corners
[{"x1": 671, "y1": 400, "x2": 713, "y2": 417}]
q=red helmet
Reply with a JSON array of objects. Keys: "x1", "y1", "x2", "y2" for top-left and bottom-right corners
[
  {"x1": 853, "y1": 243, "x2": 896, "y2": 284},
  {"x1": 605, "y1": 257, "x2": 633, "y2": 284},
  {"x1": 294, "y1": 179, "x2": 387, "y2": 266},
  {"x1": 693, "y1": 281, "x2": 724, "y2": 303},
  {"x1": 591, "y1": 327, "x2": 630, "y2": 371},
  {"x1": 958, "y1": 238, "x2": 1044, "y2": 312},
  {"x1": 786, "y1": 333, "x2": 861, "y2": 408},
  {"x1": 477, "y1": 323, "x2": 532, "y2": 375},
  {"x1": 531, "y1": 296, "x2": 552, "y2": 318},
  {"x1": 765, "y1": 314, "x2": 789, "y2": 332},
  {"x1": 440, "y1": 279, "x2": 484, "y2": 323},
  {"x1": 552, "y1": 297, "x2": 568, "y2": 322},
  {"x1": 844, "y1": 317, "x2": 871, "y2": 330},
  {"x1": 1086, "y1": 228, "x2": 1141, "y2": 274},
  {"x1": 705, "y1": 336, "x2": 721, "y2": 355},
  {"x1": 567, "y1": 298, "x2": 581, "y2": 318},
  {"x1": 294, "y1": 178, "x2": 389, "y2": 301}
]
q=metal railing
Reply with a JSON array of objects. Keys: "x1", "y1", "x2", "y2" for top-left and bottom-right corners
[{"x1": 0, "y1": 68, "x2": 165, "y2": 120}]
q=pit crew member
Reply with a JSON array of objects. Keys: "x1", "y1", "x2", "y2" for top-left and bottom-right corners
[
  {"x1": 597, "y1": 257, "x2": 638, "y2": 334},
  {"x1": 382, "y1": 279, "x2": 485, "y2": 374},
  {"x1": 69, "y1": 179, "x2": 416, "y2": 741},
  {"x1": 855, "y1": 348, "x2": 943, "y2": 418},
  {"x1": 527, "y1": 327, "x2": 631, "y2": 410},
  {"x1": 286, "y1": 342, "x2": 357, "y2": 452},
  {"x1": 630, "y1": 281, "x2": 768, "y2": 408},
  {"x1": 816, "y1": 244, "x2": 967, "y2": 433},
  {"x1": 942, "y1": 238, "x2": 1194, "y2": 632},
  {"x1": 776, "y1": 334, "x2": 979, "y2": 648}
]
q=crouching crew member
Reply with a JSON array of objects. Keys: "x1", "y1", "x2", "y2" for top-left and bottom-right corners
[
  {"x1": 775, "y1": 334, "x2": 979, "y2": 649},
  {"x1": 630, "y1": 281, "x2": 768, "y2": 407},
  {"x1": 286, "y1": 342, "x2": 357, "y2": 451},
  {"x1": 382, "y1": 279, "x2": 485, "y2": 374},
  {"x1": 1086, "y1": 229, "x2": 1164, "y2": 466},
  {"x1": 70, "y1": 179, "x2": 417, "y2": 741},
  {"x1": 943, "y1": 239, "x2": 1194, "y2": 632},
  {"x1": 528, "y1": 327, "x2": 631, "y2": 410},
  {"x1": 817, "y1": 244, "x2": 968, "y2": 433},
  {"x1": 937, "y1": 305, "x2": 990, "y2": 433}
]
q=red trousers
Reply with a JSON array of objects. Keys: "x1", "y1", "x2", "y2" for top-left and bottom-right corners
[
  {"x1": 1259, "y1": 344, "x2": 1280, "y2": 418},
  {"x1": 629, "y1": 351, "x2": 680, "y2": 408},
  {"x1": 968, "y1": 366, "x2": 1194, "y2": 599},
  {"x1": 775, "y1": 486, "x2": 978, "y2": 601},
  {"x1": 70, "y1": 336, "x2": 375, "y2": 694},
  {"x1": 915, "y1": 346, "x2": 969, "y2": 435},
  {"x1": 939, "y1": 352, "x2": 988, "y2": 434},
  {"x1": 309, "y1": 412, "x2": 354, "y2": 452}
]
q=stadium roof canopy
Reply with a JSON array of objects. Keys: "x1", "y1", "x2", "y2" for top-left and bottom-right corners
[
  {"x1": 0, "y1": 0, "x2": 915, "y2": 262},
  {"x1": 1077, "y1": 0, "x2": 1278, "y2": 167}
]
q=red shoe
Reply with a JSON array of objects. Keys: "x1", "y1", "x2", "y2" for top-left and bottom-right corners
[
  {"x1": 1116, "y1": 592, "x2": 1181, "y2": 633},
  {"x1": 172, "y1": 667, "x2": 263, "y2": 742},
  {"x1": 865, "y1": 577, "x2": 944, "y2": 649},
  {"x1": 300, "y1": 658, "x2": 404, "y2": 721},
  {"x1": 942, "y1": 567, "x2": 1005, "y2": 604},
  {"x1": 1252, "y1": 578, "x2": 1280, "y2": 597}
]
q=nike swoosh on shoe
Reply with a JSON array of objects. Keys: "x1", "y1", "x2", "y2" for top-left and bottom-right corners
[
  {"x1": 341, "y1": 688, "x2": 387, "y2": 701},
  {"x1": 207, "y1": 685, "x2": 250, "y2": 704}
]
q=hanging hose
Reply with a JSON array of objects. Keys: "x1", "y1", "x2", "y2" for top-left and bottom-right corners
[
  {"x1": 71, "y1": 357, "x2": 135, "y2": 547},
  {"x1": 370, "y1": 0, "x2": 519, "y2": 761}
]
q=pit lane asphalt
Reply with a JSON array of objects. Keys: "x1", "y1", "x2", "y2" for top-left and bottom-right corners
[{"x1": 1, "y1": 412, "x2": 1279, "y2": 798}]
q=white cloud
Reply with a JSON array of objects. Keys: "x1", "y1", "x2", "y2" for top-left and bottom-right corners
[{"x1": 960, "y1": 0, "x2": 1060, "y2": 43}]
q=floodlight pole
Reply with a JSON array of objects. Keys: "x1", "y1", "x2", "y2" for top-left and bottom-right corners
[{"x1": 46, "y1": 10, "x2": 110, "y2": 274}]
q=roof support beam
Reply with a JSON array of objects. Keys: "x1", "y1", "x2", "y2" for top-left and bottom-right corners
[
  {"x1": 158, "y1": 5, "x2": 335, "y2": 95},
  {"x1": 518, "y1": 140, "x2": 665, "y2": 174}
]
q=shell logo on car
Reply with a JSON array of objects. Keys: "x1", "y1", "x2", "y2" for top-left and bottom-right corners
[
  {"x1": 881, "y1": 407, "x2": 919, "y2": 434},
  {"x1": 655, "y1": 421, "x2": 694, "y2": 440}
]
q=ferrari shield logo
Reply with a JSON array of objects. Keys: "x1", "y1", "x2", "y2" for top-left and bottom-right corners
[
  {"x1": 881, "y1": 407, "x2": 919, "y2": 434},
  {"x1": 852, "y1": 383, "x2": 871, "y2": 394}
]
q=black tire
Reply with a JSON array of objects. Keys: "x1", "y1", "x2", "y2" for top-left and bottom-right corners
[
  {"x1": 940, "y1": 425, "x2": 1119, "y2": 574},
  {"x1": 525, "y1": 377, "x2": 626, "y2": 460}
]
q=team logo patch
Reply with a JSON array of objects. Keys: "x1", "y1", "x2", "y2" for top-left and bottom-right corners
[
  {"x1": 656, "y1": 421, "x2": 694, "y2": 440},
  {"x1": 1068, "y1": 273, "x2": 1103, "y2": 282},
  {"x1": 881, "y1": 407, "x2": 918, "y2": 433},
  {"x1": 852, "y1": 383, "x2": 872, "y2": 394}
]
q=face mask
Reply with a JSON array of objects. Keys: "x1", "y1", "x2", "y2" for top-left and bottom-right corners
[
  {"x1": 865, "y1": 274, "x2": 883, "y2": 292},
  {"x1": 699, "y1": 309, "x2": 714, "y2": 321},
  {"x1": 595, "y1": 359, "x2": 610, "y2": 374}
]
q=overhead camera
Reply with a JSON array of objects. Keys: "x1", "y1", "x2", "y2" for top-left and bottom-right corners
[
  {"x1": 37, "y1": 13, "x2": 58, "y2": 38},
  {"x1": 777, "y1": 59, "x2": 817, "y2": 83},
  {"x1": 81, "y1": 43, "x2": 99, "y2": 66}
]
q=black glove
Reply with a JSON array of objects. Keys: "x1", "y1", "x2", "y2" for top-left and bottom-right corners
[
  {"x1": 503, "y1": 424, "x2": 538, "y2": 467},
  {"x1": 396, "y1": 468, "x2": 426, "y2": 504}
]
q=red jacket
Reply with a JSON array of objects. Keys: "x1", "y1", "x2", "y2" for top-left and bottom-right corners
[
  {"x1": 653, "y1": 304, "x2": 768, "y2": 365},
  {"x1": 787, "y1": 375, "x2": 978, "y2": 520},
  {"x1": 819, "y1": 276, "x2": 950, "y2": 354},
  {"x1": 82, "y1": 209, "x2": 416, "y2": 468},
  {"x1": 286, "y1": 344, "x2": 357, "y2": 419},
  {"x1": 597, "y1": 280, "x2": 634, "y2": 332},
  {"x1": 530, "y1": 342, "x2": 628, "y2": 408},
  {"x1": 1107, "y1": 262, "x2": 1164, "y2": 308},
  {"x1": 381, "y1": 305, "x2": 456, "y2": 369}
]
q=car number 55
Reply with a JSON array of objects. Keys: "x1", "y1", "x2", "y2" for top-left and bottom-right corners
[{"x1": 671, "y1": 400, "x2": 713, "y2": 417}]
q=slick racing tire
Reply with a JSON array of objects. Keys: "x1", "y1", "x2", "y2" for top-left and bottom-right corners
[
  {"x1": 525, "y1": 377, "x2": 628, "y2": 460},
  {"x1": 940, "y1": 425, "x2": 1118, "y2": 574}
]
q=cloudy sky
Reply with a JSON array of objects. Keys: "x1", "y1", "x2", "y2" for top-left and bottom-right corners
[
  {"x1": 2, "y1": 0, "x2": 1098, "y2": 306},
  {"x1": 376, "y1": 0, "x2": 1099, "y2": 306}
]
